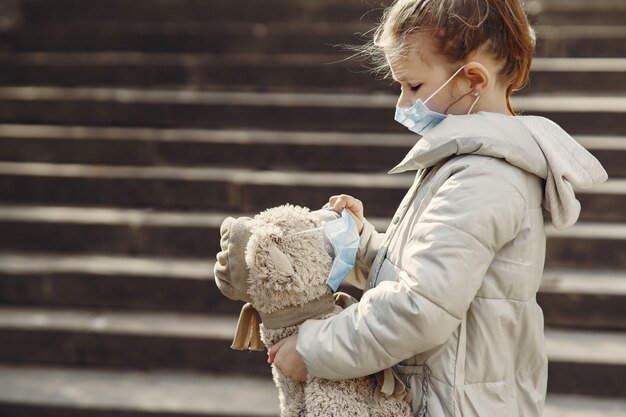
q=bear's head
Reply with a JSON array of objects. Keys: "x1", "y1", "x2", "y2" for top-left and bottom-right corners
[{"x1": 215, "y1": 203, "x2": 339, "y2": 314}]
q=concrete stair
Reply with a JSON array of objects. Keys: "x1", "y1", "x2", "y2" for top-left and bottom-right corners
[
  {"x1": 527, "y1": 0, "x2": 626, "y2": 26},
  {"x1": 1, "y1": 164, "x2": 625, "y2": 226},
  {"x1": 2, "y1": 1, "x2": 625, "y2": 57},
  {"x1": 14, "y1": 0, "x2": 376, "y2": 24},
  {"x1": 8, "y1": 0, "x2": 624, "y2": 26},
  {"x1": 0, "y1": 0, "x2": 624, "y2": 415},
  {"x1": 0, "y1": 251, "x2": 624, "y2": 329},
  {"x1": 0, "y1": 87, "x2": 624, "y2": 135},
  {"x1": 0, "y1": 204, "x2": 624, "y2": 268},
  {"x1": 0, "y1": 305, "x2": 625, "y2": 396},
  {"x1": 0, "y1": 163, "x2": 625, "y2": 221},
  {"x1": 0, "y1": 85, "x2": 622, "y2": 128},
  {"x1": 4, "y1": 25, "x2": 626, "y2": 57},
  {"x1": 0, "y1": 54, "x2": 625, "y2": 94},
  {"x1": 0, "y1": 365, "x2": 281, "y2": 417},
  {"x1": 1, "y1": 125, "x2": 625, "y2": 176},
  {"x1": 1, "y1": 365, "x2": 624, "y2": 417}
]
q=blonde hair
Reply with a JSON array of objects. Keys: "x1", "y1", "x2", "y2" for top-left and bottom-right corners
[{"x1": 355, "y1": 0, "x2": 536, "y2": 115}]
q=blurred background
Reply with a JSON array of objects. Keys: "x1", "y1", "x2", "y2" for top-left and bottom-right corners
[{"x1": 0, "y1": 0, "x2": 624, "y2": 416}]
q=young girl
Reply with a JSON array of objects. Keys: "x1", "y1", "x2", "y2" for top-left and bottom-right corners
[{"x1": 267, "y1": 1, "x2": 608, "y2": 416}]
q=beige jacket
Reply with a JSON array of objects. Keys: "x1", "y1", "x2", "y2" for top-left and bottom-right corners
[{"x1": 296, "y1": 112, "x2": 608, "y2": 417}]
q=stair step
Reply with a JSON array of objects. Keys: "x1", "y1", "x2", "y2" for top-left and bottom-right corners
[
  {"x1": 0, "y1": 124, "x2": 415, "y2": 173},
  {"x1": 0, "y1": 306, "x2": 624, "y2": 397},
  {"x1": 542, "y1": 223, "x2": 626, "y2": 269},
  {"x1": 533, "y1": 10, "x2": 626, "y2": 26},
  {"x1": 3, "y1": 203, "x2": 626, "y2": 270},
  {"x1": 1, "y1": 249, "x2": 623, "y2": 329},
  {"x1": 0, "y1": 203, "x2": 223, "y2": 257},
  {"x1": 531, "y1": 7, "x2": 626, "y2": 26},
  {"x1": 0, "y1": 193, "x2": 617, "y2": 256},
  {"x1": 0, "y1": 162, "x2": 413, "y2": 213},
  {"x1": 6, "y1": 22, "x2": 625, "y2": 57},
  {"x1": 546, "y1": 330, "x2": 626, "y2": 398},
  {"x1": 0, "y1": 251, "x2": 212, "y2": 279},
  {"x1": 18, "y1": 0, "x2": 376, "y2": 24},
  {"x1": 534, "y1": 25, "x2": 626, "y2": 58},
  {"x1": 1, "y1": 53, "x2": 625, "y2": 93},
  {"x1": 0, "y1": 162, "x2": 624, "y2": 223},
  {"x1": 0, "y1": 365, "x2": 279, "y2": 417},
  {"x1": 537, "y1": 270, "x2": 626, "y2": 330},
  {"x1": 526, "y1": 0, "x2": 626, "y2": 26},
  {"x1": 532, "y1": 0, "x2": 626, "y2": 10},
  {"x1": 1, "y1": 124, "x2": 624, "y2": 178},
  {"x1": 5, "y1": 21, "x2": 353, "y2": 54},
  {"x1": 0, "y1": 306, "x2": 268, "y2": 375},
  {"x1": 0, "y1": 304, "x2": 268, "y2": 375},
  {"x1": 15, "y1": 0, "x2": 625, "y2": 25},
  {"x1": 0, "y1": 252, "x2": 223, "y2": 313},
  {"x1": 0, "y1": 88, "x2": 624, "y2": 135},
  {"x1": 1, "y1": 365, "x2": 624, "y2": 417},
  {"x1": 543, "y1": 395, "x2": 626, "y2": 417}
]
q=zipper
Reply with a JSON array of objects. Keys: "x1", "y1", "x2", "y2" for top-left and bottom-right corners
[{"x1": 416, "y1": 364, "x2": 432, "y2": 417}]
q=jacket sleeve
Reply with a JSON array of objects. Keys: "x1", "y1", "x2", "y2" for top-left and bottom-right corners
[
  {"x1": 296, "y1": 163, "x2": 528, "y2": 380},
  {"x1": 343, "y1": 217, "x2": 384, "y2": 290}
]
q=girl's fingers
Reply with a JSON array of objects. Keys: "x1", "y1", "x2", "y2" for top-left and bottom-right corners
[
  {"x1": 328, "y1": 195, "x2": 356, "y2": 212},
  {"x1": 328, "y1": 195, "x2": 340, "y2": 209},
  {"x1": 323, "y1": 194, "x2": 365, "y2": 234},
  {"x1": 334, "y1": 195, "x2": 363, "y2": 216},
  {"x1": 267, "y1": 337, "x2": 287, "y2": 364}
]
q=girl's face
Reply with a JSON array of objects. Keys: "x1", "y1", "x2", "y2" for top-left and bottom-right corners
[{"x1": 387, "y1": 42, "x2": 474, "y2": 115}]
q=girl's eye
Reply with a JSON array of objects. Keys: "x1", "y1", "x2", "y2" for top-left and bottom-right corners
[{"x1": 410, "y1": 84, "x2": 422, "y2": 92}]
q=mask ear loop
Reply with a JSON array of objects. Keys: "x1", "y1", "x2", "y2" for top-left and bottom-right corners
[
  {"x1": 467, "y1": 91, "x2": 481, "y2": 114},
  {"x1": 286, "y1": 226, "x2": 324, "y2": 238},
  {"x1": 444, "y1": 88, "x2": 475, "y2": 114},
  {"x1": 285, "y1": 207, "x2": 340, "y2": 238},
  {"x1": 423, "y1": 64, "x2": 468, "y2": 105}
]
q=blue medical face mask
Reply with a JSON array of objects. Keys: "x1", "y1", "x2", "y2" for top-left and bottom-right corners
[
  {"x1": 290, "y1": 208, "x2": 360, "y2": 292},
  {"x1": 321, "y1": 207, "x2": 360, "y2": 292},
  {"x1": 394, "y1": 63, "x2": 481, "y2": 136}
]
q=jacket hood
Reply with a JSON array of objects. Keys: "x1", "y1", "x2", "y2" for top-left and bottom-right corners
[{"x1": 388, "y1": 111, "x2": 608, "y2": 229}]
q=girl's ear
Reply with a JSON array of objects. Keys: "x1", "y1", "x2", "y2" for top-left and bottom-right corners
[{"x1": 463, "y1": 61, "x2": 491, "y2": 94}]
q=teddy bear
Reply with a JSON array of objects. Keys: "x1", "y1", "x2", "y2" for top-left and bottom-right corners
[{"x1": 214, "y1": 203, "x2": 412, "y2": 417}]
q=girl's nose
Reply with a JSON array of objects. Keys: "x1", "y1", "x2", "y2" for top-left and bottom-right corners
[{"x1": 397, "y1": 88, "x2": 414, "y2": 109}]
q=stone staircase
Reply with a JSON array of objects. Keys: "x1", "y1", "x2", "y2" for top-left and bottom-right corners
[{"x1": 0, "y1": 0, "x2": 625, "y2": 416}]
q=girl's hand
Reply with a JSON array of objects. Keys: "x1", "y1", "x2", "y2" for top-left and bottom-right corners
[
  {"x1": 323, "y1": 194, "x2": 365, "y2": 235},
  {"x1": 267, "y1": 334, "x2": 308, "y2": 382}
]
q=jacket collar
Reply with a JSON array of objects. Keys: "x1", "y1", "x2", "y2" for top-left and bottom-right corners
[
  {"x1": 388, "y1": 111, "x2": 608, "y2": 229},
  {"x1": 388, "y1": 111, "x2": 547, "y2": 178}
]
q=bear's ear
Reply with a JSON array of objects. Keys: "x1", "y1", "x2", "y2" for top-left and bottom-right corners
[
  {"x1": 267, "y1": 243, "x2": 296, "y2": 276},
  {"x1": 266, "y1": 242, "x2": 306, "y2": 293}
]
